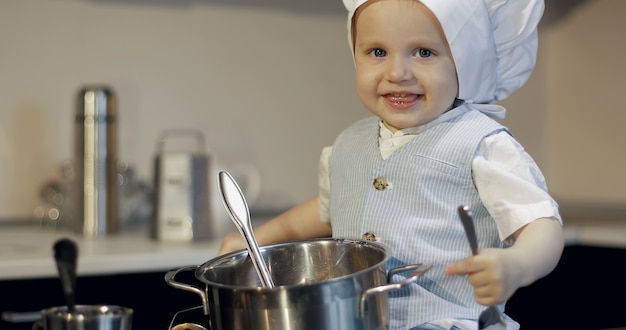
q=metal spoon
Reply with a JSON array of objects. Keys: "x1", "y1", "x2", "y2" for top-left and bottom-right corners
[
  {"x1": 53, "y1": 238, "x2": 79, "y2": 313},
  {"x1": 457, "y1": 205, "x2": 507, "y2": 330},
  {"x1": 218, "y1": 170, "x2": 275, "y2": 288}
]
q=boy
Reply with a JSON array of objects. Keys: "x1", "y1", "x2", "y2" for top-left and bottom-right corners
[{"x1": 220, "y1": 0, "x2": 563, "y2": 328}]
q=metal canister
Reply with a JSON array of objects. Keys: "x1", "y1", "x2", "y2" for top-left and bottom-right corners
[
  {"x1": 152, "y1": 129, "x2": 213, "y2": 241},
  {"x1": 74, "y1": 86, "x2": 118, "y2": 237}
]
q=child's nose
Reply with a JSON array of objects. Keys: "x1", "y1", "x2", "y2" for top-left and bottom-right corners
[{"x1": 385, "y1": 57, "x2": 413, "y2": 82}]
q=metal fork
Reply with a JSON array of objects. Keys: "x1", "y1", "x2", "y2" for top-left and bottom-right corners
[{"x1": 457, "y1": 205, "x2": 507, "y2": 330}]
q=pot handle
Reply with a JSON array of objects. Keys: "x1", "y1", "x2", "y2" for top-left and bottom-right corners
[
  {"x1": 386, "y1": 263, "x2": 431, "y2": 283},
  {"x1": 358, "y1": 263, "x2": 432, "y2": 317},
  {"x1": 164, "y1": 265, "x2": 209, "y2": 315}
]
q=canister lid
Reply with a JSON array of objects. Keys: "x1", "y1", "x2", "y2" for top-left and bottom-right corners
[{"x1": 157, "y1": 129, "x2": 208, "y2": 154}]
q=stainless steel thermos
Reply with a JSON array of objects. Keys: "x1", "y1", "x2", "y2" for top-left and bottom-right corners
[{"x1": 74, "y1": 86, "x2": 118, "y2": 237}]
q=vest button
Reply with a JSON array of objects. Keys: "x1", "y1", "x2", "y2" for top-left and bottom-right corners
[
  {"x1": 373, "y1": 176, "x2": 388, "y2": 190},
  {"x1": 362, "y1": 232, "x2": 376, "y2": 241}
]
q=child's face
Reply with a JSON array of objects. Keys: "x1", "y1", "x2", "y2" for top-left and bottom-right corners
[{"x1": 353, "y1": 0, "x2": 459, "y2": 132}]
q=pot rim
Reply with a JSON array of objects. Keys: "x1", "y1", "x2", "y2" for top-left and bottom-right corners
[{"x1": 195, "y1": 237, "x2": 392, "y2": 290}]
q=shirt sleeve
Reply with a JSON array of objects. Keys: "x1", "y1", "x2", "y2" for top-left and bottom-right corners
[
  {"x1": 472, "y1": 131, "x2": 562, "y2": 242},
  {"x1": 318, "y1": 146, "x2": 333, "y2": 223}
]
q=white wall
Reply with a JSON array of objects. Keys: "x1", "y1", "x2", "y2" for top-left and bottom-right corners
[
  {"x1": 0, "y1": 0, "x2": 363, "y2": 220},
  {"x1": 502, "y1": 0, "x2": 626, "y2": 207},
  {"x1": 1, "y1": 0, "x2": 625, "y2": 221}
]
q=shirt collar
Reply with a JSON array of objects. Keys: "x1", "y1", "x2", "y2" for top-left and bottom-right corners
[{"x1": 379, "y1": 104, "x2": 469, "y2": 137}]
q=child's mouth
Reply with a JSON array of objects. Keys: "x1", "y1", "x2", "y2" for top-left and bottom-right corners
[{"x1": 384, "y1": 93, "x2": 420, "y2": 108}]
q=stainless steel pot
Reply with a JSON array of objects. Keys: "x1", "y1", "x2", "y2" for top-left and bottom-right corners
[{"x1": 165, "y1": 238, "x2": 430, "y2": 330}]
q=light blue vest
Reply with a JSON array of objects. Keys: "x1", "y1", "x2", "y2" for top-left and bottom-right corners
[{"x1": 329, "y1": 106, "x2": 510, "y2": 328}]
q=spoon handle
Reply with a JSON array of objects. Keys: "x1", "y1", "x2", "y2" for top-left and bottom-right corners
[
  {"x1": 53, "y1": 238, "x2": 78, "y2": 312},
  {"x1": 457, "y1": 206, "x2": 507, "y2": 329},
  {"x1": 457, "y1": 205, "x2": 479, "y2": 255}
]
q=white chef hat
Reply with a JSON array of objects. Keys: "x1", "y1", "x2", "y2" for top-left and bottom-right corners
[{"x1": 342, "y1": 0, "x2": 544, "y2": 119}]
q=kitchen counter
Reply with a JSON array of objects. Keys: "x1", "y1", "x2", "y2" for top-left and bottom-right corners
[
  {"x1": 559, "y1": 203, "x2": 626, "y2": 249},
  {"x1": 563, "y1": 220, "x2": 626, "y2": 249},
  {"x1": 1, "y1": 210, "x2": 626, "y2": 281},
  {"x1": 0, "y1": 226, "x2": 221, "y2": 281}
]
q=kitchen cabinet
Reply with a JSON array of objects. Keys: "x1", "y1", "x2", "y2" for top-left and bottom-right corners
[
  {"x1": 507, "y1": 213, "x2": 626, "y2": 329},
  {"x1": 0, "y1": 271, "x2": 204, "y2": 329},
  {"x1": 507, "y1": 245, "x2": 626, "y2": 329}
]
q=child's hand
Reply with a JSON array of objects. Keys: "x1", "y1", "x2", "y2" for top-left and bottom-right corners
[
  {"x1": 217, "y1": 231, "x2": 247, "y2": 256},
  {"x1": 446, "y1": 218, "x2": 563, "y2": 307},
  {"x1": 444, "y1": 248, "x2": 521, "y2": 306}
]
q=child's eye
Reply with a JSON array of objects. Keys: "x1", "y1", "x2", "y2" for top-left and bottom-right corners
[
  {"x1": 416, "y1": 48, "x2": 432, "y2": 58},
  {"x1": 372, "y1": 48, "x2": 387, "y2": 57}
]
